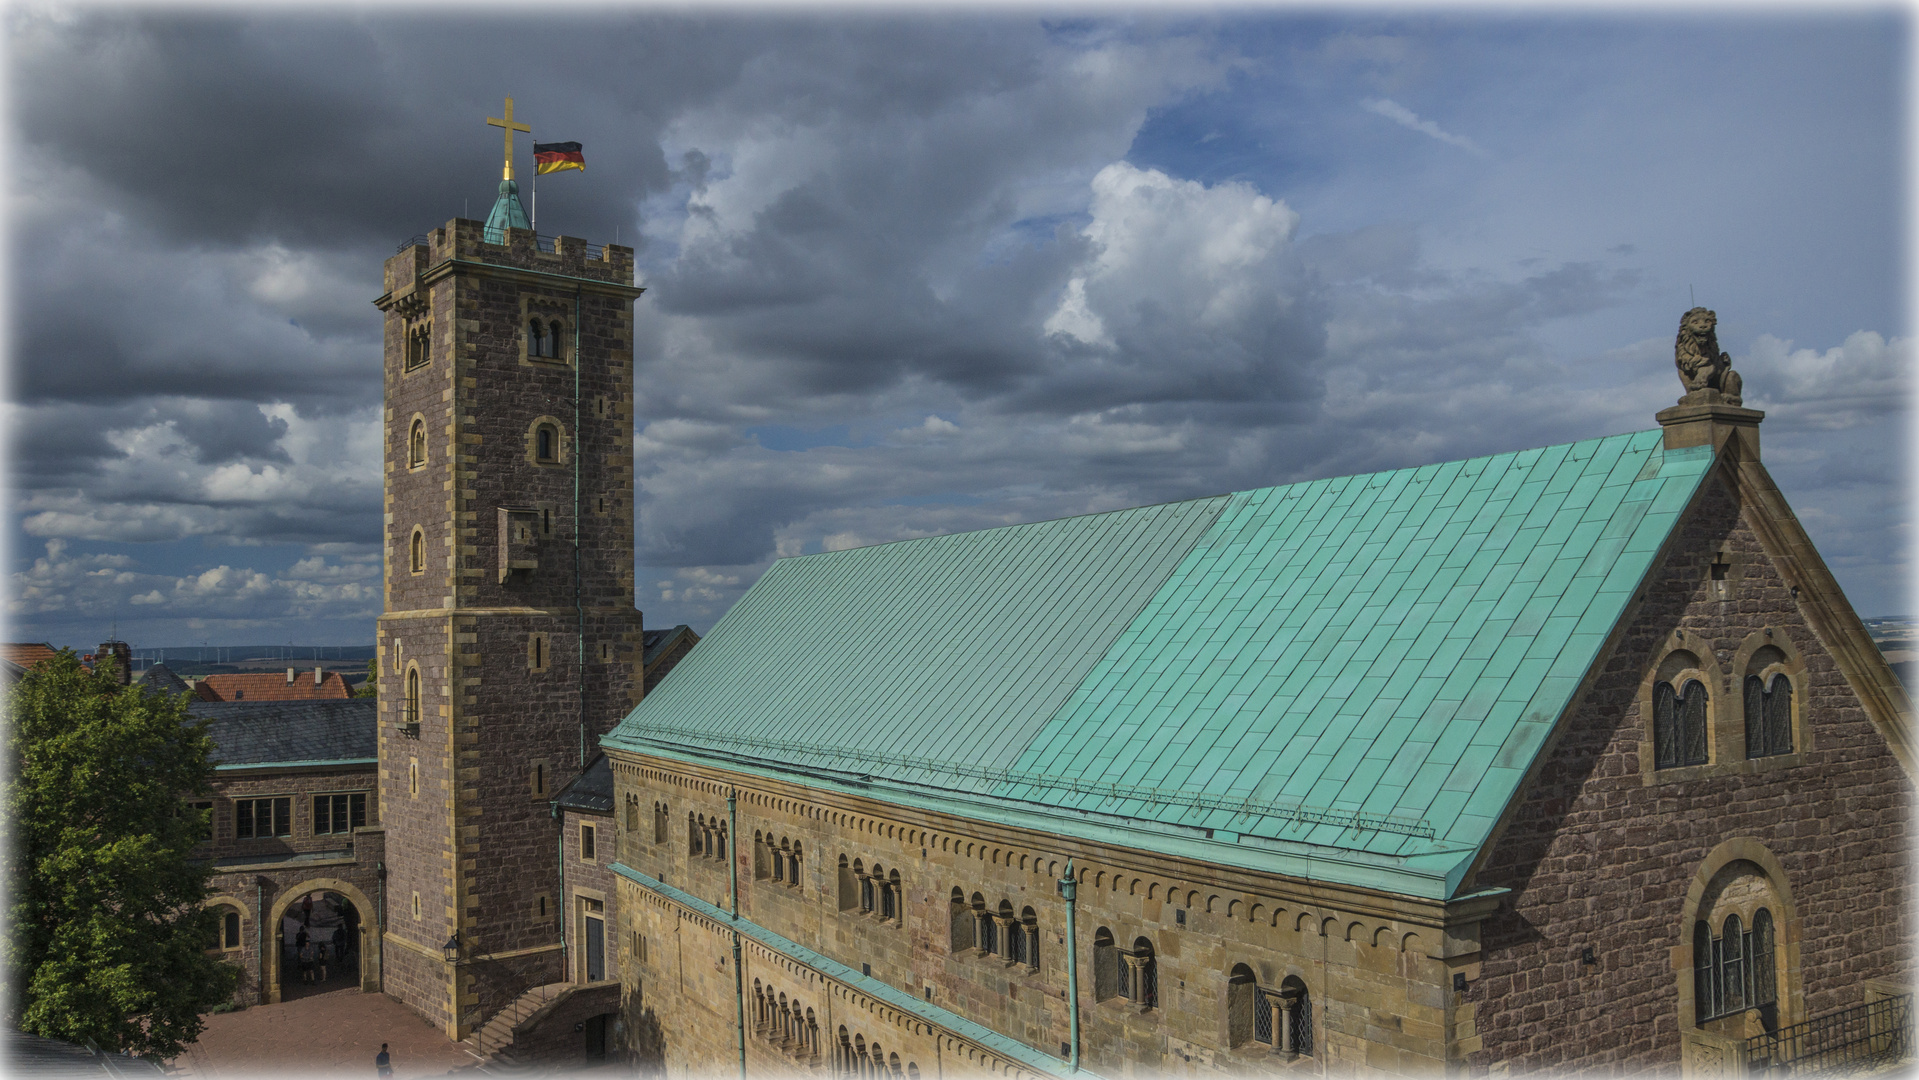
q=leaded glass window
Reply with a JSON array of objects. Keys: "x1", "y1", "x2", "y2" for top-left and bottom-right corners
[
  {"x1": 1745, "y1": 674, "x2": 1793, "y2": 758},
  {"x1": 1655, "y1": 678, "x2": 1710, "y2": 768}
]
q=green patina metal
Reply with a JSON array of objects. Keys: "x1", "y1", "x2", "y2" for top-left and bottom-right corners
[
  {"x1": 604, "y1": 430, "x2": 1716, "y2": 899},
  {"x1": 483, "y1": 178, "x2": 530, "y2": 244}
]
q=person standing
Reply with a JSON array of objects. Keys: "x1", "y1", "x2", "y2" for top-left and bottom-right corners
[
  {"x1": 375, "y1": 1044, "x2": 392, "y2": 1078},
  {"x1": 301, "y1": 893, "x2": 314, "y2": 926},
  {"x1": 316, "y1": 941, "x2": 329, "y2": 982},
  {"x1": 299, "y1": 938, "x2": 315, "y2": 984}
]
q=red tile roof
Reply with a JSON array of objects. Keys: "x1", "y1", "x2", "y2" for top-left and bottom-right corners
[
  {"x1": 194, "y1": 671, "x2": 353, "y2": 702},
  {"x1": 2, "y1": 643, "x2": 59, "y2": 668}
]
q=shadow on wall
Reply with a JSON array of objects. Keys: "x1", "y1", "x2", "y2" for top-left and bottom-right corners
[{"x1": 623, "y1": 1004, "x2": 665, "y2": 1075}]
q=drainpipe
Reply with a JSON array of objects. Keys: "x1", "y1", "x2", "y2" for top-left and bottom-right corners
[
  {"x1": 729, "y1": 789, "x2": 745, "y2": 1080},
  {"x1": 573, "y1": 285, "x2": 585, "y2": 769},
  {"x1": 554, "y1": 799, "x2": 568, "y2": 983},
  {"x1": 1059, "y1": 858, "x2": 1079, "y2": 1073}
]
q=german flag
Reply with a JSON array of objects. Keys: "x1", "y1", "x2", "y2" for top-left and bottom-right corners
[{"x1": 533, "y1": 141, "x2": 585, "y2": 174}]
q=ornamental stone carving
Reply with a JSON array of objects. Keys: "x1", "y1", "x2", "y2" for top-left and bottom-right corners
[{"x1": 1675, "y1": 307, "x2": 1744, "y2": 406}]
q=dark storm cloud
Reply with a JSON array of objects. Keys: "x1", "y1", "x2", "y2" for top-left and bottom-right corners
[{"x1": 6, "y1": 11, "x2": 1906, "y2": 647}]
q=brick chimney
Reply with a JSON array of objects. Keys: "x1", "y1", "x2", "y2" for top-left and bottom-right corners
[{"x1": 94, "y1": 641, "x2": 131, "y2": 686}]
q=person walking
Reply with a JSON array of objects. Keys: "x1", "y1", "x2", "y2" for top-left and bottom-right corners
[
  {"x1": 301, "y1": 894, "x2": 314, "y2": 926},
  {"x1": 375, "y1": 1044, "x2": 392, "y2": 1078},
  {"x1": 299, "y1": 938, "x2": 316, "y2": 984},
  {"x1": 316, "y1": 941, "x2": 329, "y2": 982}
]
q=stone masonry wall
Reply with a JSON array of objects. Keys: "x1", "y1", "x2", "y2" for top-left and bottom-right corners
[
  {"x1": 377, "y1": 217, "x2": 642, "y2": 1039},
  {"x1": 610, "y1": 760, "x2": 1466, "y2": 1078},
  {"x1": 1464, "y1": 471, "x2": 1913, "y2": 1074}
]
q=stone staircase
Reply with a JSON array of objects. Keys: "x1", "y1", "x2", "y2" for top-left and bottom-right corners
[{"x1": 462, "y1": 982, "x2": 573, "y2": 1070}]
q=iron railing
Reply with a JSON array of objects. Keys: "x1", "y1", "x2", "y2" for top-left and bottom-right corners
[
  {"x1": 396, "y1": 234, "x2": 428, "y2": 253},
  {"x1": 1745, "y1": 994, "x2": 1911, "y2": 1078}
]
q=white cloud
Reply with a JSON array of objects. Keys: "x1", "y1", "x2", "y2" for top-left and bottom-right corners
[{"x1": 1361, "y1": 97, "x2": 1487, "y2": 156}]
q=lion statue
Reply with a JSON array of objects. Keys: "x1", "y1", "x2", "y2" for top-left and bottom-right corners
[{"x1": 1674, "y1": 307, "x2": 1743, "y2": 405}]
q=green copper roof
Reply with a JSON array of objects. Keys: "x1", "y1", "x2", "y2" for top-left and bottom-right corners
[
  {"x1": 606, "y1": 430, "x2": 1716, "y2": 898},
  {"x1": 483, "y1": 178, "x2": 530, "y2": 244}
]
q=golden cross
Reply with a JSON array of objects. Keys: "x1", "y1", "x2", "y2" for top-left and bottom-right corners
[{"x1": 486, "y1": 96, "x2": 532, "y2": 181}]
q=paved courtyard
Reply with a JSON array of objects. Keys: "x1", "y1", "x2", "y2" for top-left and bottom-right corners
[{"x1": 170, "y1": 986, "x2": 480, "y2": 1080}]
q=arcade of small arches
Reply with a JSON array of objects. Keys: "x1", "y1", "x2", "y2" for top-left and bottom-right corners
[
  {"x1": 838, "y1": 857, "x2": 901, "y2": 922},
  {"x1": 752, "y1": 980, "x2": 821, "y2": 1063},
  {"x1": 947, "y1": 891, "x2": 1038, "y2": 969},
  {"x1": 689, "y1": 812, "x2": 727, "y2": 860},
  {"x1": 1092, "y1": 928, "x2": 1158, "y2": 1011},
  {"x1": 832, "y1": 1026, "x2": 920, "y2": 1080},
  {"x1": 755, "y1": 832, "x2": 804, "y2": 887}
]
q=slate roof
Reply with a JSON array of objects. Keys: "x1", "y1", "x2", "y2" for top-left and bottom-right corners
[
  {"x1": 642, "y1": 625, "x2": 697, "y2": 667},
  {"x1": 139, "y1": 664, "x2": 192, "y2": 696},
  {"x1": 195, "y1": 671, "x2": 352, "y2": 702},
  {"x1": 555, "y1": 754, "x2": 615, "y2": 814},
  {"x1": 605, "y1": 431, "x2": 1717, "y2": 898},
  {"x1": 4, "y1": 1028, "x2": 166, "y2": 1076},
  {"x1": 190, "y1": 699, "x2": 377, "y2": 767}
]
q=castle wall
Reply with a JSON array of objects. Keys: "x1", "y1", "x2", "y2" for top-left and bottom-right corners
[
  {"x1": 608, "y1": 760, "x2": 1473, "y2": 1078},
  {"x1": 1464, "y1": 471, "x2": 1914, "y2": 1074}
]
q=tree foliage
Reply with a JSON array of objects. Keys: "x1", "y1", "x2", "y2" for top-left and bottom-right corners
[
  {"x1": 5, "y1": 650, "x2": 238, "y2": 1059},
  {"x1": 355, "y1": 654, "x2": 378, "y2": 699}
]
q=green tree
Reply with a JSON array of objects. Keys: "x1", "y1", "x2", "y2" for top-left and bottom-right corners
[
  {"x1": 355, "y1": 654, "x2": 378, "y2": 698},
  {"x1": 5, "y1": 650, "x2": 238, "y2": 1059}
]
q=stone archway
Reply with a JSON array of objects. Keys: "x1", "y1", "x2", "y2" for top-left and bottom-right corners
[{"x1": 264, "y1": 877, "x2": 380, "y2": 1004}]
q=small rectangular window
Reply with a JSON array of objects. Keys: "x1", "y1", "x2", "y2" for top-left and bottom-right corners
[
  {"x1": 235, "y1": 797, "x2": 291, "y2": 839},
  {"x1": 582, "y1": 824, "x2": 597, "y2": 861}
]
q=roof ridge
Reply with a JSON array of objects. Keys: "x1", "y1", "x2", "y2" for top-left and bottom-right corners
[{"x1": 777, "y1": 429, "x2": 1663, "y2": 564}]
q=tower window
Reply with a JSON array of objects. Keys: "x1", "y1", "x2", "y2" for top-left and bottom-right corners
[
  {"x1": 409, "y1": 419, "x2": 427, "y2": 468},
  {"x1": 405, "y1": 668, "x2": 420, "y2": 728},
  {"x1": 528, "y1": 633, "x2": 549, "y2": 672},
  {"x1": 410, "y1": 528, "x2": 425, "y2": 574},
  {"x1": 404, "y1": 322, "x2": 430, "y2": 371},
  {"x1": 537, "y1": 425, "x2": 556, "y2": 462}
]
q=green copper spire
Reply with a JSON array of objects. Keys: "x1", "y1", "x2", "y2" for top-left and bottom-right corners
[{"x1": 483, "y1": 177, "x2": 530, "y2": 245}]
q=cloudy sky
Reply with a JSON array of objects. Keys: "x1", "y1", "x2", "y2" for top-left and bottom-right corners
[{"x1": 4, "y1": 7, "x2": 1910, "y2": 649}]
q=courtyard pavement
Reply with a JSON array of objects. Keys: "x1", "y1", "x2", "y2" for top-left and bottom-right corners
[{"x1": 169, "y1": 986, "x2": 480, "y2": 1080}]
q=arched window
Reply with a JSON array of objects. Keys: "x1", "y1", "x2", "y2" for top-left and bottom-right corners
[
  {"x1": 625, "y1": 796, "x2": 639, "y2": 834},
  {"x1": 408, "y1": 419, "x2": 426, "y2": 467},
  {"x1": 1093, "y1": 927, "x2": 1118, "y2": 1001},
  {"x1": 838, "y1": 856, "x2": 857, "y2": 912},
  {"x1": 410, "y1": 528, "x2": 424, "y2": 573},
  {"x1": 1752, "y1": 909, "x2": 1777, "y2": 1011},
  {"x1": 1721, "y1": 914, "x2": 1746, "y2": 1015},
  {"x1": 1227, "y1": 964, "x2": 1256, "y2": 1047},
  {"x1": 1131, "y1": 936, "x2": 1158, "y2": 1008},
  {"x1": 859, "y1": 862, "x2": 875, "y2": 914},
  {"x1": 1279, "y1": 976, "x2": 1313, "y2": 1056},
  {"x1": 1654, "y1": 678, "x2": 1710, "y2": 768},
  {"x1": 528, "y1": 318, "x2": 548, "y2": 359},
  {"x1": 688, "y1": 813, "x2": 703, "y2": 856},
  {"x1": 997, "y1": 900, "x2": 1018, "y2": 961},
  {"x1": 883, "y1": 870, "x2": 901, "y2": 921},
  {"x1": 973, "y1": 893, "x2": 995, "y2": 955},
  {"x1": 536, "y1": 424, "x2": 557, "y2": 463},
  {"x1": 654, "y1": 801, "x2": 667, "y2": 843},
  {"x1": 544, "y1": 319, "x2": 564, "y2": 359},
  {"x1": 949, "y1": 888, "x2": 973, "y2": 952},
  {"x1": 1745, "y1": 673, "x2": 1793, "y2": 758},
  {"x1": 1019, "y1": 906, "x2": 1039, "y2": 970},
  {"x1": 405, "y1": 668, "x2": 420, "y2": 727},
  {"x1": 755, "y1": 833, "x2": 770, "y2": 880},
  {"x1": 789, "y1": 842, "x2": 802, "y2": 888}
]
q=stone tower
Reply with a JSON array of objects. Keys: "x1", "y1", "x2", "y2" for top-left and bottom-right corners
[{"x1": 373, "y1": 172, "x2": 645, "y2": 1039}]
